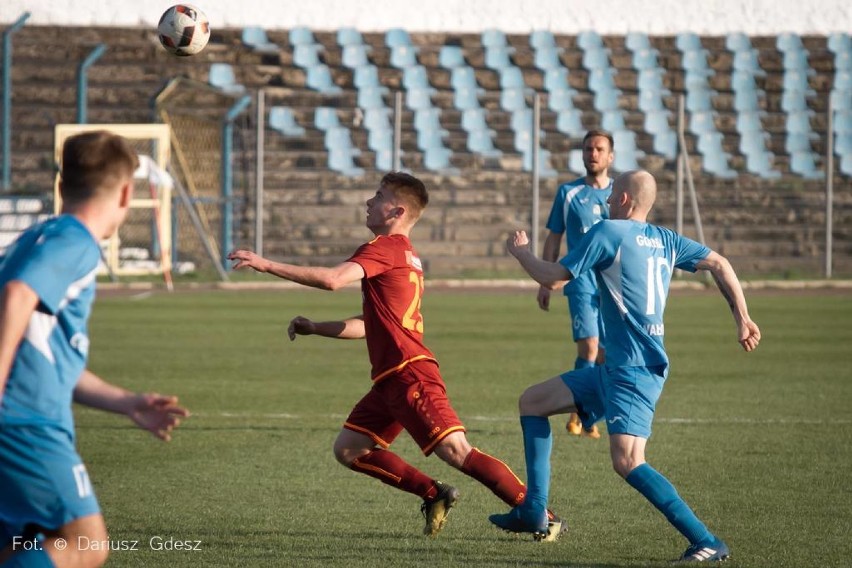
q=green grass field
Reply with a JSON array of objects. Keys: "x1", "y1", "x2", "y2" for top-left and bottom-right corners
[{"x1": 76, "y1": 287, "x2": 852, "y2": 567}]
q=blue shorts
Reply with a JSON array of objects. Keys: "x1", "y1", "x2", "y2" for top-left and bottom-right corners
[
  {"x1": 561, "y1": 364, "x2": 668, "y2": 439},
  {"x1": 566, "y1": 292, "x2": 603, "y2": 342},
  {"x1": 0, "y1": 425, "x2": 100, "y2": 544}
]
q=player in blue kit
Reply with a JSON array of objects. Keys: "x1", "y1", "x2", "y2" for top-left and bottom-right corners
[
  {"x1": 0, "y1": 131, "x2": 188, "y2": 568},
  {"x1": 490, "y1": 170, "x2": 760, "y2": 562},
  {"x1": 538, "y1": 130, "x2": 614, "y2": 439}
]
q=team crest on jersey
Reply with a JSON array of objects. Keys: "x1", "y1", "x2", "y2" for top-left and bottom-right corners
[{"x1": 405, "y1": 251, "x2": 423, "y2": 271}]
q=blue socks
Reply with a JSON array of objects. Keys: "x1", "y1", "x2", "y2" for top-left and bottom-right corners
[
  {"x1": 626, "y1": 463, "x2": 714, "y2": 546},
  {"x1": 519, "y1": 415, "x2": 552, "y2": 519},
  {"x1": 574, "y1": 357, "x2": 595, "y2": 370}
]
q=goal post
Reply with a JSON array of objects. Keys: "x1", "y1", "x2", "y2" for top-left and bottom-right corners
[{"x1": 53, "y1": 123, "x2": 173, "y2": 278}]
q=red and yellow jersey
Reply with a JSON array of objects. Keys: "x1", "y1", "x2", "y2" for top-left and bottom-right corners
[{"x1": 347, "y1": 234, "x2": 436, "y2": 382}]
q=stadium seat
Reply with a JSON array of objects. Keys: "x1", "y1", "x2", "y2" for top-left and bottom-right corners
[
  {"x1": 644, "y1": 110, "x2": 671, "y2": 135},
  {"x1": 500, "y1": 88, "x2": 529, "y2": 112},
  {"x1": 314, "y1": 107, "x2": 340, "y2": 131},
  {"x1": 638, "y1": 90, "x2": 665, "y2": 112},
  {"x1": 242, "y1": 26, "x2": 279, "y2": 54},
  {"x1": 588, "y1": 68, "x2": 616, "y2": 92},
  {"x1": 625, "y1": 32, "x2": 651, "y2": 52},
  {"x1": 414, "y1": 108, "x2": 445, "y2": 134},
  {"x1": 208, "y1": 63, "x2": 245, "y2": 94},
  {"x1": 368, "y1": 127, "x2": 394, "y2": 152},
  {"x1": 482, "y1": 29, "x2": 509, "y2": 49},
  {"x1": 556, "y1": 109, "x2": 585, "y2": 138},
  {"x1": 353, "y1": 65, "x2": 381, "y2": 89},
  {"x1": 681, "y1": 51, "x2": 712, "y2": 74},
  {"x1": 341, "y1": 45, "x2": 370, "y2": 68},
  {"x1": 510, "y1": 109, "x2": 534, "y2": 133},
  {"x1": 781, "y1": 91, "x2": 810, "y2": 112},
  {"x1": 776, "y1": 32, "x2": 804, "y2": 53},
  {"x1": 451, "y1": 67, "x2": 480, "y2": 91},
  {"x1": 689, "y1": 111, "x2": 717, "y2": 135},
  {"x1": 385, "y1": 28, "x2": 412, "y2": 48},
  {"x1": 790, "y1": 151, "x2": 823, "y2": 179},
  {"x1": 632, "y1": 49, "x2": 660, "y2": 71},
  {"x1": 328, "y1": 148, "x2": 365, "y2": 177},
  {"x1": 730, "y1": 70, "x2": 758, "y2": 92},
  {"x1": 725, "y1": 32, "x2": 752, "y2": 52},
  {"x1": 745, "y1": 151, "x2": 782, "y2": 179},
  {"x1": 336, "y1": 27, "x2": 364, "y2": 46},
  {"x1": 363, "y1": 108, "x2": 392, "y2": 131},
  {"x1": 839, "y1": 153, "x2": 852, "y2": 176},
  {"x1": 783, "y1": 50, "x2": 811, "y2": 71},
  {"x1": 416, "y1": 128, "x2": 448, "y2": 152},
  {"x1": 835, "y1": 71, "x2": 852, "y2": 91},
  {"x1": 422, "y1": 148, "x2": 458, "y2": 174},
  {"x1": 403, "y1": 66, "x2": 433, "y2": 90},
  {"x1": 568, "y1": 149, "x2": 585, "y2": 175},
  {"x1": 375, "y1": 148, "x2": 395, "y2": 171},
  {"x1": 613, "y1": 148, "x2": 641, "y2": 172},
  {"x1": 357, "y1": 87, "x2": 387, "y2": 109},
  {"x1": 783, "y1": 70, "x2": 815, "y2": 93},
  {"x1": 522, "y1": 149, "x2": 558, "y2": 178},
  {"x1": 484, "y1": 47, "x2": 514, "y2": 70},
  {"x1": 733, "y1": 50, "x2": 764, "y2": 75},
  {"x1": 499, "y1": 67, "x2": 526, "y2": 89},
  {"x1": 390, "y1": 45, "x2": 419, "y2": 68},
  {"x1": 293, "y1": 44, "x2": 322, "y2": 68},
  {"x1": 439, "y1": 46, "x2": 466, "y2": 69},
  {"x1": 786, "y1": 111, "x2": 815, "y2": 134},
  {"x1": 676, "y1": 32, "x2": 703, "y2": 53},
  {"x1": 828, "y1": 33, "x2": 852, "y2": 55},
  {"x1": 739, "y1": 130, "x2": 768, "y2": 155},
  {"x1": 637, "y1": 69, "x2": 668, "y2": 93},
  {"x1": 835, "y1": 110, "x2": 852, "y2": 133},
  {"x1": 268, "y1": 107, "x2": 305, "y2": 137},
  {"x1": 467, "y1": 129, "x2": 502, "y2": 158},
  {"x1": 530, "y1": 30, "x2": 558, "y2": 50},
  {"x1": 406, "y1": 88, "x2": 434, "y2": 111},
  {"x1": 686, "y1": 89, "x2": 715, "y2": 113},
  {"x1": 577, "y1": 31, "x2": 604, "y2": 50},
  {"x1": 533, "y1": 48, "x2": 562, "y2": 71},
  {"x1": 601, "y1": 110, "x2": 626, "y2": 132},
  {"x1": 306, "y1": 65, "x2": 342, "y2": 94},
  {"x1": 653, "y1": 132, "x2": 678, "y2": 160},
  {"x1": 785, "y1": 132, "x2": 813, "y2": 154},
  {"x1": 453, "y1": 87, "x2": 482, "y2": 111},
  {"x1": 582, "y1": 48, "x2": 610, "y2": 71},
  {"x1": 734, "y1": 89, "x2": 761, "y2": 112},
  {"x1": 289, "y1": 26, "x2": 315, "y2": 46},
  {"x1": 543, "y1": 68, "x2": 571, "y2": 93},
  {"x1": 548, "y1": 89, "x2": 576, "y2": 112},
  {"x1": 593, "y1": 89, "x2": 621, "y2": 112},
  {"x1": 461, "y1": 109, "x2": 490, "y2": 133},
  {"x1": 736, "y1": 110, "x2": 765, "y2": 133},
  {"x1": 324, "y1": 127, "x2": 359, "y2": 154}
]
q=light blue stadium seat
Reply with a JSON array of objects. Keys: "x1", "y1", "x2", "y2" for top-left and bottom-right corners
[
  {"x1": 439, "y1": 46, "x2": 466, "y2": 69},
  {"x1": 828, "y1": 33, "x2": 852, "y2": 55},
  {"x1": 734, "y1": 89, "x2": 760, "y2": 112},
  {"x1": 453, "y1": 87, "x2": 482, "y2": 111},
  {"x1": 683, "y1": 70, "x2": 712, "y2": 91},
  {"x1": 341, "y1": 45, "x2": 370, "y2": 68},
  {"x1": 730, "y1": 70, "x2": 758, "y2": 92},
  {"x1": 461, "y1": 109, "x2": 490, "y2": 132},
  {"x1": 593, "y1": 89, "x2": 621, "y2": 112},
  {"x1": 414, "y1": 108, "x2": 445, "y2": 134},
  {"x1": 530, "y1": 30, "x2": 557, "y2": 50},
  {"x1": 786, "y1": 110, "x2": 815, "y2": 134},
  {"x1": 632, "y1": 49, "x2": 659, "y2": 71},
  {"x1": 306, "y1": 65, "x2": 342, "y2": 94},
  {"x1": 289, "y1": 27, "x2": 315, "y2": 46},
  {"x1": 644, "y1": 110, "x2": 671, "y2": 135},
  {"x1": 835, "y1": 71, "x2": 852, "y2": 91},
  {"x1": 548, "y1": 88, "x2": 576, "y2": 112},
  {"x1": 482, "y1": 29, "x2": 509, "y2": 49},
  {"x1": 638, "y1": 90, "x2": 665, "y2": 112},
  {"x1": 416, "y1": 128, "x2": 448, "y2": 152},
  {"x1": 451, "y1": 67, "x2": 480, "y2": 91},
  {"x1": 293, "y1": 44, "x2": 321, "y2": 68},
  {"x1": 777, "y1": 33, "x2": 804, "y2": 53},
  {"x1": 682, "y1": 50, "x2": 712, "y2": 74},
  {"x1": 733, "y1": 50, "x2": 764, "y2": 75},
  {"x1": 676, "y1": 33, "x2": 703, "y2": 53},
  {"x1": 375, "y1": 148, "x2": 395, "y2": 171},
  {"x1": 841, "y1": 153, "x2": 852, "y2": 176},
  {"x1": 783, "y1": 71, "x2": 816, "y2": 94},
  {"x1": 385, "y1": 28, "x2": 412, "y2": 48},
  {"x1": 328, "y1": 148, "x2": 365, "y2": 177},
  {"x1": 534, "y1": 48, "x2": 562, "y2": 71},
  {"x1": 314, "y1": 107, "x2": 340, "y2": 130},
  {"x1": 363, "y1": 108, "x2": 392, "y2": 131},
  {"x1": 582, "y1": 48, "x2": 610, "y2": 71},
  {"x1": 783, "y1": 50, "x2": 811, "y2": 71},
  {"x1": 745, "y1": 151, "x2": 781, "y2": 179},
  {"x1": 739, "y1": 129, "x2": 768, "y2": 155},
  {"x1": 556, "y1": 109, "x2": 585, "y2": 138},
  {"x1": 522, "y1": 149, "x2": 558, "y2": 178},
  {"x1": 403, "y1": 66, "x2": 433, "y2": 90},
  {"x1": 637, "y1": 69, "x2": 668, "y2": 92},
  {"x1": 423, "y1": 147, "x2": 457, "y2": 173},
  {"x1": 588, "y1": 68, "x2": 616, "y2": 92},
  {"x1": 577, "y1": 31, "x2": 604, "y2": 50},
  {"x1": 357, "y1": 87, "x2": 387, "y2": 109},
  {"x1": 835, "y1": 51, "x2": 852, "y2": 72},
  {"x1": 485, "y1": 47, "x2": 514, "y2": 70},
  {"x1": 781, "y1": 91, "x2": 810, "y2": 112},
  {"x1": 725, "y1": 32, "x2": 752, "y2": 52},
  {"x1": 467, "y1": 129, "x2": 502, "y2": 158},
  {"x1": 208, "y1": 63, "x2": 246, "y2": 94},
  {"x1": 406, "y1": 87, "x2": 434, "y2": 111},
  {"x1": 368, "y1": 127, "x2": 393, "y2": 152},
  {"x1": 268, "y1": 107, "x2": 305, "y2": 137},
  {"x1": 242, "y1": 26, "x2": 279, "y2": 54},
  {"x1": 390, "y1": 45, "x2": 419, "y2": 68},
  {"x1": 510, "y1": 109, "x2": 533, "y2": 133},
  {"x1": 653, "y1": 132, "x2": 678, "y2": 160},
  {"x1": 625, "y1": 32, "x2": 651, "y2": 52},
  {"x1": 736, "y1": 111, "x2": 765, "y2": 133},
  {"x1": 602, "y1": 110, "x2": 625, "y2": 132},
  {"x1": 702, "y1": 149, "x2": 738, "y2": 179},
  {"x1": 565, "y1": 149, "x2": 584, "y2": 175},
  {"x1": 354, "y1": 65, "x2": 381, "y2": 89},
  {"x1": 689, "y1": 111, "x2": 717, "y2": 135},
  {"x1": 686, "y1": 89, "x2": 715, "y2": 113},
  {"x1": 790, "y1": 151, "x2": 823, "y2": 179},
  {"x1": 324, "y1": 127, "x2": 359, "y2": 154},
  {"x1": 500, "y1": 88, "x2": 528, "y2": 112},
  {"x1": 337, "y1": 27, "x2": 364, "y2": 46},
  {"x1": 613, "y1": 148, "x2": 641, "y2": 172},
  {"x1": 835, "y1": 110, "x2": 852, "y2": 133},
  {"x1": 543, "y1": 68, "x2": 570, "y2": 93},
  {"x1": 500, "y1": 67, "x2": 526, "y2": 89},
  {"x1": 836, "y1": 133, "x2": 852, "y2": 155},
  {"x1": 513, "y1": 129, "x2": 535, "y2": 153},
  {"x1": 785, "y1": 132, "x2": 813, "y2": 154}
]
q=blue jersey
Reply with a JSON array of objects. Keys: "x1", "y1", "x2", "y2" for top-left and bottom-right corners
[
  {"x1": 545, "y1": 177, "x2": 612, "y2": 296},
  {"x1": 0, "y1": 215, "x2": 100, "y2": 438},
  {"x1": 560, "y1": 220, "x2": 711, "y2": 367}
]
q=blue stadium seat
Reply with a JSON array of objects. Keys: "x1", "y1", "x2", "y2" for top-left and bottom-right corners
[
  {"x1": 451, "y1": 67, "x2": 480, "y2": 91},
  {"x1": 686, "y1": 89, "x2": 715, "y2": 113},
  {"x1": 363, "y1": 108, "x2": 392, "y2": 131},
  {"x1": 776, "y1": 33, "x2": 804, "y2": 53},
  {"x1": 730, "y1": 70, "x2": 758, "y2": 92},
  {"x1": 543, "y1": 68, "x2": 570, "y2": 93},
  {"x1": 638, "y1": 90, "x2": 665, "y2": 112},
  {"x1": 416, "y1": 128, "x2": 448, "y2": 152},
  {"x1": 500, "y1": 67, "x2": 526, "y2": 89},
  {"x1": 500, "y1": 88, "x2": 528, "y2": 112},
  {"x1": 577, "y1": 31, "x2": 604, "y2": 50},
  {"x1": 637, "y1": 69, "x2": 668, "y2": 93},
  {"x1": 375, "y1": 148, "x2": 395, "y2": 171},
  {"x1": 390, "y1": 45, "x2": 419, "y2": 68},
  {"x1": 556, "y1": 109, "x2": 585, "y2": 138},
  {"x1": 482, "y1": 29, "x2": 509, "y2": 49},
  {"x1": 632, "y1": 49, "x2": 660, "y2": 71},
  {"x1": 324, "y1": 127, "x2": 359, "y2": 154},
  {"x1": 745, "y1": 151, "x2": 782, "y2": 179},
  {"x1": 423, "y1": 148, "x2": 457, "y2": 174},
  {"x1": 439, "y1": 46, "x2": 466, "y2": 69},
  {"x1": 368, "y1": 127, "x2": 393, "y2": 152},
  {"x1": 414, "y1": 108, "x2": 445, "y2": 134},
  {"x1": 406, "y1": 88, "x2": 434, "y2": 111},
  {"x1": 781, "y1": 91, "x2": 810, "y2": 112},
  {"x1": 828, "y1": 33, "x2": 852, "y2": 55},
  {"x1": 208, "y1": 63, "x2": 245, "y2": 94},
  {"x1": 841, "y1": 153, "x2": 852, "y2": 177},
  {"x1": 328, "y1": 148, "x2": 365, "y2": 177},
  {"x1": 689, "y1": 111, "x2": 717, "y2": 135},
  {"x1": 835, "y1": 71, "x2": 852, "y2": 91},
  {"x1": 786, "y1": 111, "x2": 815, "y2": 134},
  {"x1": 242, "y1": 27, "x2": 279, "y2": 54},
  {"x1": 341, "y1": 45, "x2": 370, "y2": 68},
  {"x1": 461, "y1": 109, "x2": 490, "y2": 133},
  {"x1": 684, "y1": 70, "x2": 712, "y2": 91},
  {"x1": 725, "y1": 32, "x2": 752, "y2": 52},
  {"x1": 653, "y1": 132, "x2": 678, "y2": 160},
  {"x1": 467, "y1": 129, "x2": 502, "y2": 158},
  {"x1": 835, "y1": 51, "x2": 852, "y2": 72},
  {"x1": 357, "y1": 87, "x2": 387, "y2": 109},
  {"x1": 533, "y1": 48, "x2": 562, "y2": 71},
  {"x1": 289, "y1": 27, "x2": 315, "y2": 46},
  {"x1": 453, "y1": 87, "x2": 482, "y2": 111},
  {"x1": 385, "y1": 28, "x2": 412, "y2": 48},
  {"x1": 588, "y1": 68, "x2": 616, "y2": 92},
  {"x1": 530, "y1": 30, "x2": 558, "y2": 50},
  {"x1": 644, "y1": 110, "x2": 671, "y2": 135},
  {"x1": 736, "y1": 111, "x2": 765, "y2": 133},
  {"x1": 593, "y1": 89, "x2": 621, "y2": 112},
  {"x1": 783, "y1": 50, "x2": 811, "y2": 71},
  {"x1": 306, "y1": 65, "x2": 342, "y2": 94},
  {"x1": 485, "y1": 47, "x2": 514, "y2": 70},
  {"x1": 790, "y1": 151, "x2": 823, "y2": 179},
  {"x1": 568, "y1": 150, "x2": 585, "y2": 175},
  {"x1": 836, "y1": 133, "x2": 852, "y2": 155},
  {"x1": 734, "y1": 89, "x2": 761, "y2": 112},
  {"x1": 582, "y1": 48, "x2": 610, "y2": 71},
  {"x1": 676, "y1": 33, "x2": 702, "y2": 53},
  {"x1": 601, "y1": 110, "x2": 626, "y2": 132},
  {"x1": 522, "y1": 149, "x2": 558, "y2": 178},
  {"x1": 785, "y1": 132, "x2": 813, "y2": 154},
  {"x1": 733, "y1": 50, "x2": 764, "y2": 75},
  {"x1": 268, "y1": 107, "x2": 305, "y2": 137},
  {"x1": 337, "y1": 27, "x2": 364, "y2": 46},
  {"x1": 548, "y1": 89, "x2": 576, "y2": 112},
  {"x1": 739, "y1": 130, "x2": 768, "y2": 155},
  {"x1": 314, "y1": 107, "x2": 340, "y2": 130},
  {"x1": 681, "y1": 51, "x2": 712, "y2": 74},
  {"x1": 293, "y1": 44, "x2": 321, "y2": 68},
  {"x1": 403, "y1": 66, "x2": 433, "y2": 90},
  {"x1": 625, "y1": 32, "x2": 651, "y2": 52},
  {"x1": 835, "y1": 110, "x2": 852, "y2": 133},
  {"x1": 354, "y1": 65, "x2": 381, "y2": 89}
]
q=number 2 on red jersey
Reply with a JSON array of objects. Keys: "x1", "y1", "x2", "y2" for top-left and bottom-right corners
[{"x1": 402, "y1": 271, "x2": 424, "y2": 333}]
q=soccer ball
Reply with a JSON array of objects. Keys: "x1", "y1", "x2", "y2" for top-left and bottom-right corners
[{"x1": 157, "y1": 4, "x2": 210, "y2": 56}]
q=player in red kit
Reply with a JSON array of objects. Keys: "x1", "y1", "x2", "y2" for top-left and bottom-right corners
[{"x1": 228, "y1": 172, "x2": 563, "y2": 539}]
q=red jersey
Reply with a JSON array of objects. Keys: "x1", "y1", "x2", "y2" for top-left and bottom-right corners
[{"x1": 347, "y1": 234, "x2": 436, "y2": 382}]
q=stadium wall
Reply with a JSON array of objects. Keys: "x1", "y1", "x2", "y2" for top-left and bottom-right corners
[{"x1": 2, "y1": 0, "x2": 850, "y2": 35}]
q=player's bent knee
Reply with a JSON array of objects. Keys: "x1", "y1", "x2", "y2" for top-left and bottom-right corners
[
  {"x1": 611, "y1": 456, "x2": 643, "y2": 479},
  {"x1": 433, "y1": 434, "x2": 471, "y2": 469}
]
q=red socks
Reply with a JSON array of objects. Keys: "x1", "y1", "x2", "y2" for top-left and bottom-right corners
[
  {"x1": 351, "y1": 449, "x2": 437, "y2": 499},
  {"x1": 461, "y1": 447, "x2": 526, "y2": 506}
]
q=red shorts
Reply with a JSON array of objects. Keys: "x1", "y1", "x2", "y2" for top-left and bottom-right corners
[{"x1": 344, "y1": 360, "x2": 465, "y2": 455}]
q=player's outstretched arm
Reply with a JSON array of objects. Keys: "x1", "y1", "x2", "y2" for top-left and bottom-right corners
[
  {"x1": 696, "y1": 251, "x2": 761, "y2": 352},
  {"x1": 288, "y1": 315, "x2": 365, "y2": 341},
  {"x1": 0, "y1": 281, "x2": 39, "y2": 402},
  {"x1": 73, "y1": 370, "x2": 189, "y2": 441},
  {"x1": 537, "y1": 231, "x2": 564, "y2": 311},
  {"x1": 506, "y1": 230, "x2": 572, "y2": 290},
  {"x1": 228, "y1": 249, "x2": 365, "y2": 291}
]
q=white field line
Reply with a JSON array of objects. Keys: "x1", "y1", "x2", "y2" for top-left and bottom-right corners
[{"x1": 198, "y1": 412, "x2": 852, "y2": 425}]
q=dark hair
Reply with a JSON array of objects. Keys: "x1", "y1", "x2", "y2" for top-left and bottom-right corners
[
  {"x1": 381, "y1": 171, "x2": 429, "y2": 217},
  {"x1": 583, "y1": 129, "x2": 614, "y2": 151},
  {"x1": 60, "y1": 130, "x2": 139, "y2": 205}
]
